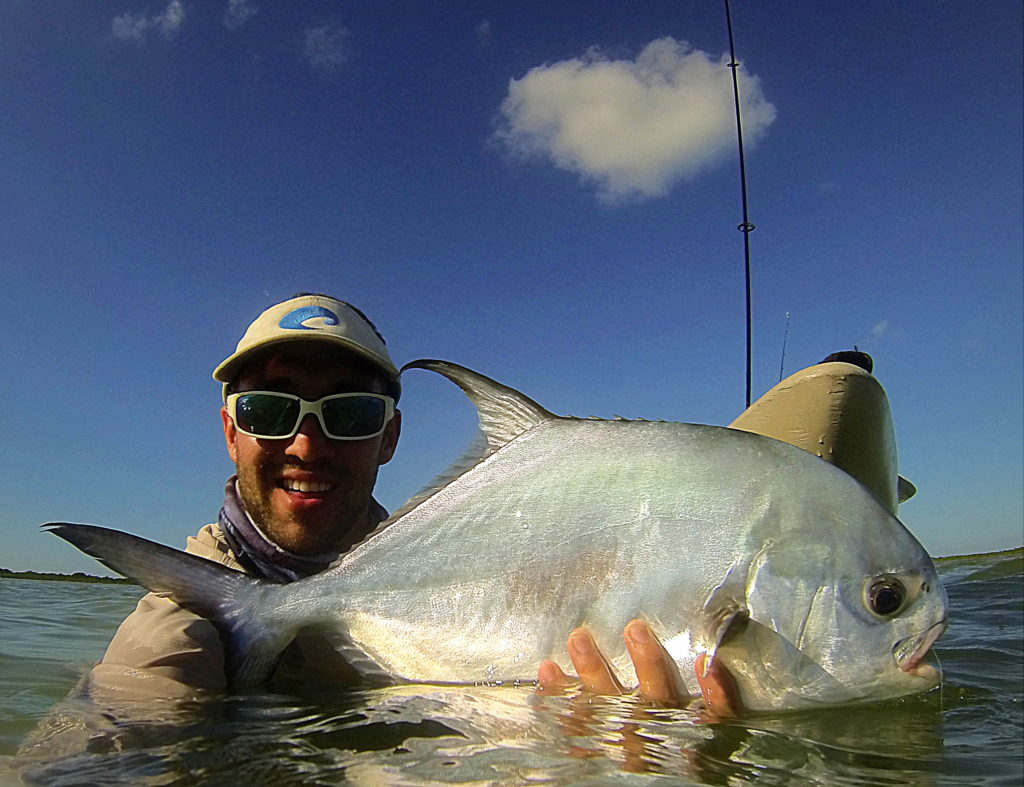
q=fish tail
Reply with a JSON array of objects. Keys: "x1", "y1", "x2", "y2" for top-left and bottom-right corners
[{"x1": 44, "y1": 522, "x2": 293, "y2": 687}]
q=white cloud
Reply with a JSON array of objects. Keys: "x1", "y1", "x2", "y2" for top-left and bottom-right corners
[
  {"x1": 494, "y1": 37, "x2": 776, "y2": 203},
  {"x1": 476, "y1": 20, "x2": 493, "y2": 48},
  {"x1": 112, "y1": 1, "x2": 185, "y2": 43},
  {"x1": 871, "y1": 320, "x2": 890, "y2": 338},
  {"x1": 160, "y1": 0, "x2": 185, "y2": 35},
  {"x1": 225, "y1": 0, "x2": 258, "y2": 30},
  {"x1": 304, "y1": 23, "x2": 351, "y2": 73},
  {"x1": 111, "y1": 12, "x2": 149, "y2": 43}
]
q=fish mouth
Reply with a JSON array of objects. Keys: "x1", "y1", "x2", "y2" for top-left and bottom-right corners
[{"x1": 894, "y1": 619, "x2": 947, "y2": 676}]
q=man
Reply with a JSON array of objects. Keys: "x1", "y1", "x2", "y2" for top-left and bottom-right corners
[
  {"x1": 89, "y1": 293, "x2": 736, "y2": 712},
  {"x1": 90, "y1": 293, "x2": 402, "y2": 697}
]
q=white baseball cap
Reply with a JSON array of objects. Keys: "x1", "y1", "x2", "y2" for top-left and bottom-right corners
[{"x1": 213, "y1": 294, "x2": 400, "y2": 396}]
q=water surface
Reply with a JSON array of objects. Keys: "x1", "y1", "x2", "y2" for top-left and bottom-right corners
[{"x1": 1, "y1": 550, "x2": 1020, "y2": 786}]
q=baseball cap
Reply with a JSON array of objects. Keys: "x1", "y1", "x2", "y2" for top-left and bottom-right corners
[{"x1": 213, "y1": 294, "x2": 400, "y2": 397}]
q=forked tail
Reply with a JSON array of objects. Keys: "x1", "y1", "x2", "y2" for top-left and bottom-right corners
[{"x1": 45, "y1": 522, "x2": 296, "y2": 687}]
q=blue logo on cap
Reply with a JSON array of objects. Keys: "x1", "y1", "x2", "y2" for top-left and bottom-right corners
[{"x1": 279, "y1": 306, "x2": 340, "y2": 331}]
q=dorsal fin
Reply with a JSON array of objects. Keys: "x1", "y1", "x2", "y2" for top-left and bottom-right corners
[
  {"x1": 401, "y1": 359, "x2": 557, "y2": 452},
  {"x1": 357, "y1": 361, "x2": 558, "y2": 530}
]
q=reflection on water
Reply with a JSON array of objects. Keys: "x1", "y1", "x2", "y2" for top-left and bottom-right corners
[
  {"x1": 1, "y1": 550, "x2": 1021, "y2": 786},
  {"x1": 9, "y1": 684, "x2": 952, "y2": 786},
  {"x1": 6, "y1": 683, "x2": 950, "y2": 781}
]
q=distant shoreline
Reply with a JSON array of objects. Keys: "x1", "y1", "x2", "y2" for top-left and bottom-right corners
[
  {"x1": 934, "y1": 546, "x2": 1022, "y2": 562},
  {"x1": 3, "y1": 547, "x2": 1020, "y2": 584},
  {"x1": 0, "y1": 569, "x2": 132, "y2": 585}
]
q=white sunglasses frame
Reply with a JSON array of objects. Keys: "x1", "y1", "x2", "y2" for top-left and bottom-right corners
[{"x1": 225, "y1": 390, "x2": 395, "y2": 441}]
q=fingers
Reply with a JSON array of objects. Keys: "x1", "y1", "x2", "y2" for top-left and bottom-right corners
[
  {"x1": 536, "y1": 630, "x2": 625, "y2": 696},
  {"x1": 561, "y1": 621, "x2": 684, "y2": 705},
  {"x1": 541, "y1": 624, "x2": 741, "y2": 716},
  {"x1": 537, "y1": 659, "x2": 572, "y2": 693},
  {"x1": 695, "y1": 652, "x2": 741, "y2": 718},
  {"x1": 568, "y1": 627, "x2": 626, "y2": 694},
  {"x1": 624, "y1": 619, "x2": 685, "y2": 705}
]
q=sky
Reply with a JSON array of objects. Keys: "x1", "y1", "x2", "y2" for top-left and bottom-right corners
[{"x1": 1, "y1": 0, "x2": 1020, "y2": 575}]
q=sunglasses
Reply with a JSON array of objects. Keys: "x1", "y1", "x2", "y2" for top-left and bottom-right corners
[{"x1": 226, "y1": 391, "x2": 395, "y2": 441}]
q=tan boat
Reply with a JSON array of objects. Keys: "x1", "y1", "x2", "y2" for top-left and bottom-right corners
[{"x1": 729, "y1": 351, "x2": 915, "y2": 514}]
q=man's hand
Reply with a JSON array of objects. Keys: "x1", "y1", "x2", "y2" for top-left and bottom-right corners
[{"x1": 538, "y1": 619, "x2": 741, "y2": 716}]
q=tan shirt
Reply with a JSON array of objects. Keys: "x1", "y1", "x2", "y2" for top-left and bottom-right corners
[{"x1": 89, "y1": 523, "x2": 358, "y2": 701}]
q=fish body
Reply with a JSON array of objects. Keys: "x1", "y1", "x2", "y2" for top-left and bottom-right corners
[{"x1": 48, "y1": 360, "x2": 947, "y2": 711}]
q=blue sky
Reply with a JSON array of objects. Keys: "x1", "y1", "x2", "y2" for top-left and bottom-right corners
[{"x1": 1, "y1": 0, "x2": 1020, "y2": 574}]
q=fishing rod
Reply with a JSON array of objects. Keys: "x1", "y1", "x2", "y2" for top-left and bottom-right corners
[{"x1": 724, "y1": 0, "x2": 755, "y2": 408}]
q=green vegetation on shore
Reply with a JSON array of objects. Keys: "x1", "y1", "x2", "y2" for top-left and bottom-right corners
[
  {"x1": 0, "y1": 568, "x2": 133, "y2": 585},
  {"x1": 935, "y1": 546, "x2": 1023, "y2": 562}
]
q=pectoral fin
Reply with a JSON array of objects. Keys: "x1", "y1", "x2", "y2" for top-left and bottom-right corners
[
  {"x1": 700, "y1": 605, "x2": 750, "y2": 677},
  {"x1": 699, "y1": 570, "x2": 750, "y2": 677}
]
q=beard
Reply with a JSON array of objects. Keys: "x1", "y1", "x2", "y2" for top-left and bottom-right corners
[{"x1": 234, "y1": 456, "x2": 376, "y2": 556}]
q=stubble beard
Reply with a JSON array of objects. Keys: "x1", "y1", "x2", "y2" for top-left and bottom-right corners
[{"x1": 235, "y1": 459, "x2": 375, "y2": 556}]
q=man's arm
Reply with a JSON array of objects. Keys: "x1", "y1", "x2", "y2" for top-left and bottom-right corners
[
  {"x1": 89, "y1": 593, "x2": 228, "y2": 700},
  {"x1": 85, "y1": 522, "x2": 246, "y2": 699}
]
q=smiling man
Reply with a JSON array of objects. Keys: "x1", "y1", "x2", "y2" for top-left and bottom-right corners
[
  {"x1": 221, "y1": 344, "x2": 397, "y2": 559},
  {"x1": 90, "y1": 293, "x2": 402, "y2": 696}
]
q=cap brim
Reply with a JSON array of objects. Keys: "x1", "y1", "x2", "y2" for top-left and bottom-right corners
[{"x1": 213, "y1": 333, "x2": 400, "y2": 385}]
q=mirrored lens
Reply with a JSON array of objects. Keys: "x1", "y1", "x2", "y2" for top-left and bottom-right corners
[
  {"x1": 321, "y1": 395, "x2": 387, "y2": 438},
  {"x1": 235, "y1": 394, "x2": 300, "y2": 437}
]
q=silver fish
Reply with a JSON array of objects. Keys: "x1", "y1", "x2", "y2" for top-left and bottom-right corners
[{"x1": 47, "y1": 360, "x2": 948, "y2": 711}]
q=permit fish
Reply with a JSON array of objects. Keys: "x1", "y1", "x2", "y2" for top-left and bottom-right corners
[{"x1": 47, "y1": 360, "x2": 948, "y2": 711}]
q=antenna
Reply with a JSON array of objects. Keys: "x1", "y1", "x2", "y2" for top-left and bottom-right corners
[
  {"x1": 779, "y1": 311, "x2": 791, "y2": 381},
  {"x1": 724, "y1": 0, "x2": 755, "y2": 408}
]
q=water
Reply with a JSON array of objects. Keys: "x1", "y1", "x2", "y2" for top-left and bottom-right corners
[{"x1": 1, "y1": 550, "x2": 1020, "y2": 786}]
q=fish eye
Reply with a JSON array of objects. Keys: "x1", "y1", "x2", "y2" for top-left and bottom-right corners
[{"x1": 868, "y1": 579, "x2": 906, "y2": 616}]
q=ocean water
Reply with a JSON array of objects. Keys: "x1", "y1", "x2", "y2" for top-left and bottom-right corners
[{"x1": 0, "y1": 550, "x2": 1020, "y2": 786}]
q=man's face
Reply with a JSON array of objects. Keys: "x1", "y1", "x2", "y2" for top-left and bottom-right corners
[{"x1": 221, "y1": 344, "x2": 400, "y2": 556}]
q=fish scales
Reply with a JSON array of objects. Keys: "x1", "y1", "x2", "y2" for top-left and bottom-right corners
[
  {"x1": 46, "y1": 359, "x2": 948, "y2": 711},
  {"x1": 333, "y1": 416, "x2": 885, "y2": 690}
]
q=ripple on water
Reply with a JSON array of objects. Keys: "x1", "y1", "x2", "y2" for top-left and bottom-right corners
[{"x1": 0, "y1": 552, "x2": 1021, "y2": 785}]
